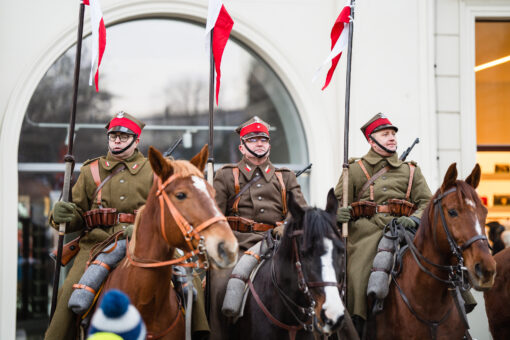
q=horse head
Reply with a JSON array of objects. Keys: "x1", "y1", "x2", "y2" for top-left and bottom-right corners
[
  {"x1": 434, "y1": 163, "x2": 496, "y2": 290},
  {"x1": 284, "y1": 188, "x2": 345, "y2": 335},
  {"x1": 147, "y1": 145, "x2": 238, "y2": 269}
]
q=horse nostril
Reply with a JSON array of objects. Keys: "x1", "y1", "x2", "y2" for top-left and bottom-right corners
[
  {"x1": 475, "y1": 263, "x2": 483, "y2": 279},
  {"x1": 217, "y1": 241, "x2": 227, "y2": 260}
]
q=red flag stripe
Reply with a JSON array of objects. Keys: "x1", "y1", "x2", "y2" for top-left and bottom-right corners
[{"x1": 212, "y1": 5, "x2": 234, "y2": 105}]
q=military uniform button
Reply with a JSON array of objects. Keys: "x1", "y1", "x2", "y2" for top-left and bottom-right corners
[
  {"x1": 258, "y1": 196, "x2": 262, "y2": 201},
  {"x1": 382, "y1": 176, "x2": 386, "y2": 180},
  {"x1": 260, "y1": 208, "x2": 265, "y2": 213},
  {"x1": 120, "y1": 179, "x2": 125, "y2": 183},
  {"x1": 122, "y1": 225, "x2": 126, "y2": 229},
  {"x1": 256, "y1": 184, "x2": 262, "y2": 188},
  {"x1": 120, "y1": 196, "x2": 125, "y2": 200},
  {"x1": 383, "y1": 188, "x2": 387, "y2": 191}
]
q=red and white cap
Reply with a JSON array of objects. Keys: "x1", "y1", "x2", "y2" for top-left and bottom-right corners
[
  {"x1": 360, "y1": 113, "x2": 398, "y2": 141},
  {"x1": 105, "y1": 111, "x2": 145, "y2": 137},
  {"x1": 235, "y1": 116, "x2": 270, "y2": 139}
]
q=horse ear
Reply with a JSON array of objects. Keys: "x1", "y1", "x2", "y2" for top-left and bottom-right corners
[
  {"x1": 465, "y1": 163, "x2": 481, "y2": 189},
  {"x1": 149, "y1": 146, "x2": 173, "y2": 179},
  {"x1": 190, "y1": 144, "x2": 209, "y2": 172},
  {"x1": 441, "y1": 163, "x2": 458, "y2": 192},
  {"x1": 288, "y1": 190, "x2": 304, "y2": 221},
  {"x1": 325, "y1": 188, "x2": 338, "y2": 215}
]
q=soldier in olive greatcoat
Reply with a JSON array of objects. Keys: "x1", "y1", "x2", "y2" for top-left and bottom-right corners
[
  {"x1": 335, "y1": 113, "x2": 432, "y2": 336},
  {"x1": 209, "y1": 116, "x2": 308, "y2": 340},
  {"x1": 45, "y1": 112, "x2": 209, "y2": 339}
]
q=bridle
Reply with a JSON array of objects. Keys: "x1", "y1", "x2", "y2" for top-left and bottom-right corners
[
  {"x1": 249, "y1": 228, "x2": 343, "y2": 339},
  {"x1": 126, "y1": 174, "x2": 227, "y2": 270},
  {"x1": 392, "y1": 186, "x2": 487, "y2": 340}
]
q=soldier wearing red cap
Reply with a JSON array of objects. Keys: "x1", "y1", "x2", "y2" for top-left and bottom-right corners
[
  {"x1": 334, "y1": 113, "x2": 432, "y2": 336},
  {"x1": 209, "y1": 116, "x2": 307, "y2": 340},
  {"x1": 45, "y1": 112, "x2": 155, "y2": 339}
]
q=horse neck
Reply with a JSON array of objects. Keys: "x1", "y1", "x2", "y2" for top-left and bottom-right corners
[
  {"x1": 134, "y1": 194, "x2": 175, "y2": 264},
  {"x1": 407, "y1": 211, "x2": 454, "y2": 305}
]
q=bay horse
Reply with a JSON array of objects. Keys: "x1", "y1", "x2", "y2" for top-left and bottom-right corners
[
  {"x1": 484, "y1": 247, "x2": 510, "y2": 340},
  {"x1": 373, "y1": 163, "x2": 496, "y2": 340},
  {"x1": 102, "y1": 145, "x2": 239, "y2": 339},
  {"x1": 236, "y1": 189, "x2": 347, "y2": 340},
  {"x1": 486, "y1": 221, "x2": 510, "y2": 255}
]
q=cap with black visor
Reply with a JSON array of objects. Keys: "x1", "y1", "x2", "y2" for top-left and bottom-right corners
[
  {"x1": 361, "y1": 112, "x2": 398, "y2": 154},
  {"x1": 106, "y1": 111, "x2": 145, "y2": 155},
  {"x1": 236, "y1": 116, "x2": 270, "y2": 159}
]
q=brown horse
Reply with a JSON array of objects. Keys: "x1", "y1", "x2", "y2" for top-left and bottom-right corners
[
  {"x1": 484, "y1": 247, "x2": 510, "y2": 340},
  {"x1": 102, "y1": 145, "x2": 239, "y2": 339},
  {"x1": 374, "y1": 163, "x2": 496, "y2": 340}
]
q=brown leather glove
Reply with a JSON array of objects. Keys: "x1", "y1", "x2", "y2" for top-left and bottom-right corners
[{"x1": 272, "y1": 224, "x2": 285, "y2": 237}]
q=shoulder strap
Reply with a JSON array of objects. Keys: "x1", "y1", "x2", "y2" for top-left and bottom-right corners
[
  {"x1": 91, "y1": 163, "x2": 127, "y2": 208},
  {"x1": 275, "y1": 170, "x2": 287, "y2": 216},
  {"x1": 89, "y1": 160, "x2": 102, "y2": 206},
  {"x1": 406, "y1": 164, "x2": 416, "y2": 200},
  {"x1": 232, "y1": 168, "x2": 241, "y2": 214},
  {"x1": 356, "y1": 160, "x2": 391, "y2": 201}
]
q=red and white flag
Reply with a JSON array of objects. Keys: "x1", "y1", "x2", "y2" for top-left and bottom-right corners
[
  {"x1": 314, "y1": 3, "x2": 351, "y2": 90},
  {"x1": 205, "y1": 0, "x2": 234, "y2": 105},
  {"x1": 84, "y1": 0, "x2": 106, "y2": 92}
]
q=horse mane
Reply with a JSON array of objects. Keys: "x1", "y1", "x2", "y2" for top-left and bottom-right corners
[
  {"x1": 283, "y1": 207, "x2": 341, "y2": 255},
  {"x1": 417, "y1": 179, "x2": 482, "y2": 241}
]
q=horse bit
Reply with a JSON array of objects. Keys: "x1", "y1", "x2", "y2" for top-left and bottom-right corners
[
  {"x1": 127, "y1": 173, "x2": 227, "y2": 270},
  {"x1": 392, "y1": 186, "x2": 487, "y2": 340},
  {"x1": 267, "y1": 229, "x2": 342, "y2": 336}
]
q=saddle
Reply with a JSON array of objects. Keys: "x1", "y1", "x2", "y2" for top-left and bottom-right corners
[{"x1": 222, "y1": 231, "x2": 276, "y2": 319}]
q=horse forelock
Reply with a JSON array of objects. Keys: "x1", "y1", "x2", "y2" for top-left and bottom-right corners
[{"x1": 169, "y1": 159, "x2": 204, "y2": 178}]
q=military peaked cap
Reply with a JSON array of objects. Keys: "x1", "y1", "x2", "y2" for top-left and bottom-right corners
[
  {"x1": 235, "y1": 116, "x2": 270, "y2": 139},
  {"x1": 361, "y1": 112, "x2": 398, "y2": 140},
  {"x1": 106, "y1": 111, "x2": 145, "y2": 137}
]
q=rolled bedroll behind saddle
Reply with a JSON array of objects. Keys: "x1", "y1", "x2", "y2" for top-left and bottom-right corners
[
  {"x1": 367, "y1": 229, "x2": 396, "y2": 300},
  {"x1": 68, "y1": 239, "x2": 127, "y2": 314}
]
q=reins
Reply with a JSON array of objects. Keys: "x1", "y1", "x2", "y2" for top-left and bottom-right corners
[
  {"x1": 126, "y1": 174, "x2": 227, "y2": 270},
  {"x1": 250, "y1": 228, "x2": 342, "y2": 339},
  {"x1": 391, "y1": 186, "x2": 487, "y2": 339}
]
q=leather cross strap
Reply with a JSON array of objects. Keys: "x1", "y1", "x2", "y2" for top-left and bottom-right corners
[
  {"x1": 356, "y1": 160, "x2": 390, "y2": 201},
  {"x1": 275, "y1": 171, "x2": 288, "y2": 217},
  {"x1": 231, "y1": 169, "x2": 262, "y2": 214},
  {"x1": 90, "y1": 160, "x2": 127, "y2": 208}
]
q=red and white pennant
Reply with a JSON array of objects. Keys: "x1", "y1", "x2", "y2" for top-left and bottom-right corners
[
  {"x1": 205, "y1": 0, "x2": 234, "y2": 105},
  {"x1": 314, "y1": 3, "x2": 352, "y2": 90},
  {"x1": 84, "y1": 0, "x2": 106, "y2": 92}
]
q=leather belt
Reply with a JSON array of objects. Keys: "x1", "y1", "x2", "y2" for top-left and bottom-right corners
[
  {"x1": 376, "y1": 205, "x2": 390, "y2": 213},
  {"x1": 227, "y1": 216, "x2": 274, "y2": 233},
  {"x1": 118, "y1": 213, "x2": 136, "y2": 224}
]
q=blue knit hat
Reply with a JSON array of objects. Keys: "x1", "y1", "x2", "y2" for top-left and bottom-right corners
[{"x1": 88, "y1": 290, "x2": 146, "y2": 340}]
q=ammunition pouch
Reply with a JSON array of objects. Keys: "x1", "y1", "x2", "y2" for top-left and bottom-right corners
[
  {"x1": 351, "y1": 199, "x2": 416, "y2": 219},
  {"x1": 351, "y1": 201, "x2": 377, "y2": 219},
  {"x1": 83, "y1": 208, "x2": 136, "y2": 229},
  {"x1": 227, "y1": 216, "x2": 279, "y2": 233},
  {"x1": 387, "y1": 199, "x2": 416, "y2": 217}
]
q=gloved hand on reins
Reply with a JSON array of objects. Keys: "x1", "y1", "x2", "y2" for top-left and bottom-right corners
[
  {"x1": 123, "y1": 224, "x2": 134, "y2": 240},
  {"x1": 336, "y1": 206, "x2": 352, "y2": 224},
  {"x1": 52, "y1": 201, "x2": 80, "y2": 224},
  {"x1": 396, "y1": 216, "x2": 417, "y2": 229}
]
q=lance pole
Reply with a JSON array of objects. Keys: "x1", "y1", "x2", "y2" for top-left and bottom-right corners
[
  {"x1": 207, "y1": 29, "x2": 215, "y2": 186},
  {"x1": 49, "y1": 0, "x2": 86, "y2": 321},
  {"x1": 341, "y1": 0, "x2": 356, "y2": 303}
]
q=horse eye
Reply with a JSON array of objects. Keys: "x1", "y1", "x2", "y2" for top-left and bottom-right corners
[
  {"x1": 448, "y1": 209, "x2": 458, "y2": 217},
  {"x1": 175, "y1": 192, "x2": 187, "y2": 200}
]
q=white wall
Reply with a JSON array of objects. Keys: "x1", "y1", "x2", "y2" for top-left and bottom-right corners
[{"x1": 0, "y1": 0, "x2": 447, "y2": 337}]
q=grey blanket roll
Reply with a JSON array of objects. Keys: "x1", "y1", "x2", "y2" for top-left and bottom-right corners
[
  {"x1": 367, "y1": 230, "x2": 395, "y2": 299},
  {"x1": 222, "y1": 240, "x2": 269, "y2": 317},
  {"x1": 68, "y1": 239, "x2": 126, "y2": 314}
]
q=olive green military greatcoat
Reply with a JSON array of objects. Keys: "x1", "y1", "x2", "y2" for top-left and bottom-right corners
[
  {"x1": 45, "y1": 150, "x2": 154, "y2": 340},
  {"x1": 334, "y1": 149, "x2": 432, "y2": 320},
  {"x1": 210, "y1": 156, "x2": 307, "y2": 340}
]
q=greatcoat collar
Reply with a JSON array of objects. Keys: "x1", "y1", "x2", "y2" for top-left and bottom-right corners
[
  {"x1": 103, "y1": 149, "x2": 147, "y2": 175},
  {"x1": 363, "y1": 148, "x2": 403, "y2": 168},
  {"x1": 239, "y1": 156, "x2": 275, "y2": 182}
]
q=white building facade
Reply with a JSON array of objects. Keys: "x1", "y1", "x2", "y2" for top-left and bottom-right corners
[{"x1": 1, "y1": 0, "x2": 508, "y2": 338}]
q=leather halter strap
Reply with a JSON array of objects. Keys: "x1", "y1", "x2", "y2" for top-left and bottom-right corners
[{"x1": 126, "y1": 173, "x2": 227, "y2": 269}]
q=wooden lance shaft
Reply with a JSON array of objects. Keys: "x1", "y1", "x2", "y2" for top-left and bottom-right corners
[{"x1": 49, "y1": 1, "x2": 85, "y2": 321}]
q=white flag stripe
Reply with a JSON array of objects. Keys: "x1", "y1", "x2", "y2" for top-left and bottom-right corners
[
  {"x1": 312, "y1": 23, "x2": 349, "y2": 82},
  {"x1": 205, "y1": 0, "x2": 223, "y2": 52},
  {"x1": 87, "y1": 0, "x2": 104, "y2": 86}
]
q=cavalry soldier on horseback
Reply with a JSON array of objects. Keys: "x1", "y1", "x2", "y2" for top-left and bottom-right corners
[
  {"x1": 334, "y1": 113, "x2": 432, "y2": 337},
  {"x1": 210, "y1": 116, "x2": 308, "y2": 340},
  {"x1": 45, "y1": 112, "x2": 209, "y2": 339}
]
